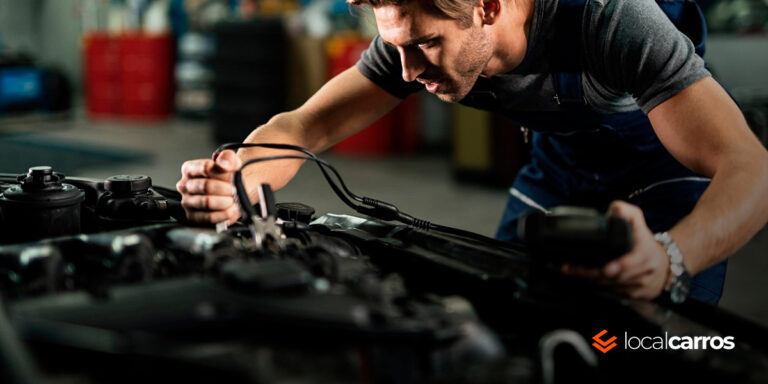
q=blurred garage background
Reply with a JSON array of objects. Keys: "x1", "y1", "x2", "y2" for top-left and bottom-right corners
[{"x1": 0, "y1": 0, "x2": 766, "y2": 324}]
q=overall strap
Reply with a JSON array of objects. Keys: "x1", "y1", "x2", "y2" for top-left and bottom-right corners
[
  {"x1": 550, "y1": 0, "x2": 588, "y2": 73},
  {"x1": 550, "y1": 0, "x2": 588, "y2": 105}
]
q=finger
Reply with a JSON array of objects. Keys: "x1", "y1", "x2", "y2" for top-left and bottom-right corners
[
  {"x1": 607, "y1": 200, "x2": 648, "y2": 229},
  {"x1": 213, "y1": 149, "x2": 243, "y2": 172},
  {"x1": 182, "y1": 195, "x2": 235, "y2": 211},
  {"x1": 604, "y1": 251, "x2": 652, "y2": 282},
  {"x1": 181, "y1": 159, "x2": 232, "y2": 181},
  {"x1": 629, "y1": 267, "x2": 668, "y2": 298},
  {"x1": 185, "y1": 204, "x2": 241, "y2": 225},
  {"x1": 176, "y1": 178, "x2": 186, "y2": 194},
  {"x1": 605, "y1": 201, "x2": 656, "y2": 279},
  {"x1": 182, "y1": 178, "x2": 233, "y2": 196},
  {"x1": 225, "y1": 204, "x2": 242, "y2": 226}
]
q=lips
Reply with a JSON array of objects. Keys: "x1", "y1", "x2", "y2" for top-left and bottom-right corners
[
  {"x1": 419, "y1": 78, "x2": 443, "y2": 93},
  {"x1": 424, "y1": 81, "x2": 441, "y2": 93}
]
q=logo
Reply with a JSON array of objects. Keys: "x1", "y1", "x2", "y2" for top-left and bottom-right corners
[
  {"x1": 624, "y1": 332, "x2": 735, "y2": 350},
  {"x1": 588, "y1": 329, "x2": 736, "y2": 354},
  {"x1": 592, "y1": 329, "x2": 617, "y2": 353}
]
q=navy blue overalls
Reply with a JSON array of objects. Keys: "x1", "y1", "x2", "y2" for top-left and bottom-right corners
[{"x1": 464, "y1": 0, "x2": 727, "y2": 304}]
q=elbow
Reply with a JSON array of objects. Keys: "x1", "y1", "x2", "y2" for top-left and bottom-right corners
[
  {"x1": 758, "y1": 148, "x2": 768, "y2": 190},
  {"x1": 746, "y1": 142, "x2": 768, "y2": 183},
  {"x1": 740, "y1": 144, "x2": 768, "y2": 219},
  {"x1": 710, "y1": 140, "x2": 768, "y2": 179}
]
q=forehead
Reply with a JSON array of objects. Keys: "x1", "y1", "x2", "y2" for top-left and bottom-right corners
[{"x1": 373, "y1": 4, "x2": 444, "y2": 44}]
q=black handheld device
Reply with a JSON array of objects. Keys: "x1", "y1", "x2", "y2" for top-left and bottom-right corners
[{"x1": 518, "y1": 206, "x2": 633, "y2": 266}]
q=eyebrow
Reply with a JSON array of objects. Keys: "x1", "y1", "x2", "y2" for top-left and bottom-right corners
[{"x1": 383, "y1": 34, "x2": 438, "y2": 48}]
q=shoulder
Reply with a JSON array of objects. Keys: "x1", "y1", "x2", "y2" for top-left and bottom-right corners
[
  {"x1": 580, "y1": 0, "x2": 687, "y2": 64},
  {"x1": 583, "y1": 0, "x2": 673, "y2": 35},
  {"x1": 585, "y1": 0, "x2": 666, "y2": 17},
  {"x1": 579, "y1": 0, "x2": 710, "y2": 112}
]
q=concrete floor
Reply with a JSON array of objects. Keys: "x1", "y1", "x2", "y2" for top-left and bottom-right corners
[{"x1": 1, "y1": 111, "x2": 766, "y2": 327}]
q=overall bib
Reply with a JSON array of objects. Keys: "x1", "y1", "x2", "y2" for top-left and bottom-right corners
[{"x1": 469, "y1": 0, "x2": 727, "y2": 304}]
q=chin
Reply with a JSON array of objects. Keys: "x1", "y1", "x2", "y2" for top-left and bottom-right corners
[
  {"x1": 435, "y1": 89, "x2": 471, "y2": 103},
  {"x1": 435, "y1": 93, "x2": 461, "y2": 103},
  {"x1": 433, "y1": 80, "x2": 475, "y2": 103}
]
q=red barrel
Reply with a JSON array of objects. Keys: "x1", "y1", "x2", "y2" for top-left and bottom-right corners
[
  {"x1": 119, "y1": 33, "x2": 173, "y2": 120},
  {"x1": 83, "y1": 32, "x2": 173, "y2": 120},
  {"x1": 84, "y1": 33, "x2": 121, "y2": 118},
  {"x1": 326, "y1": 35, "x2": 421, "y2": 156}
]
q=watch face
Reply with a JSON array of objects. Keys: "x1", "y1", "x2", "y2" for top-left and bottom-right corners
[
  {"x1": 671, "y1": 282, "x2": 689, "y2": 303},
  {"x1": 670, "y1": 272, "x2": 692, "y2": 304}
]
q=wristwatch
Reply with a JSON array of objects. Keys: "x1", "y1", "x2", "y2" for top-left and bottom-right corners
[{"x1": 654, "y1": 232, "x2": 691, "y2": 304}]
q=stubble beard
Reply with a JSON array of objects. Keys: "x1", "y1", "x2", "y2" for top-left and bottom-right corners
[{"x1": 435, "y1": 24, "x2": 492, "y2": 103}]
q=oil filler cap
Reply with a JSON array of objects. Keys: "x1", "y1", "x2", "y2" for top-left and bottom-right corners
[
  {"x1": 2, "y1": 166, "x2": 85, "y2": 207},
  {"x1": 0, "y1": 166, "x2": 85, "y2": 244},
  {"x1": 105, "y1": 175, "x2": 152, "y2": 195},
  {"x1": 18, "y1": 166, "x2": 63, "y2": 191}
]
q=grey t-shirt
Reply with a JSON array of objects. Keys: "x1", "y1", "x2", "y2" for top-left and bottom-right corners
[{"x1": 355, "y1": 0, "x2": 710, "y2": 115}]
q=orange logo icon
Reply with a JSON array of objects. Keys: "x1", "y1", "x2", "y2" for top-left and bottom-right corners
[{"x1": 592, "y1": 329, "x2": 617, "y2": 353}]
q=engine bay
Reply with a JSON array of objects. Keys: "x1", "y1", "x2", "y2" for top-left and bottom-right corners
[{"x1": 0, "y1": 166, "x2": 767, "y2": 383}]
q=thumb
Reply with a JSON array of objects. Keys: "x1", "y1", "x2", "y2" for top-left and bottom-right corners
[
  {"x1": 607, "y1": 200, "x2": 647, "y2": 230},
  {"x1": 214, "y1": 149, "x2": 241, "y2": 172}
]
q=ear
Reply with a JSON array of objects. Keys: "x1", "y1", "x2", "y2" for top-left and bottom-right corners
[{"x1": 479, "y1": 0, "x2": 502, "y2": 25}]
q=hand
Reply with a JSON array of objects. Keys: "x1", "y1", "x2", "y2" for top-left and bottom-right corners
[
  {"x1": 560, "y1": 201, "x2": 671, "y2": 300},
  {"x1": 176, "y1": 149, "x2": 243, "y2": 225}
]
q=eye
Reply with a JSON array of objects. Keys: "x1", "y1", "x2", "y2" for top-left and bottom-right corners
[{"x1": 417, "y1": 39, "x2": 438, "y2": 49}]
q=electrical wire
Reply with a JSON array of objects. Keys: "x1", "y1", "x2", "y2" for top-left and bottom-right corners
[
  {"x1": 232, "y1": 154, "x2": 358, "y2": 213},
  {"x1": 217, "y1": 143, "x2": 363, "y2": 204},
  {"x1": 219, "y1": 143, "x2": 499, "y2": 244}
]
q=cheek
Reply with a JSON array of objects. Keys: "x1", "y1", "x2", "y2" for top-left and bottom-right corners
[
  {"x1": 422, "y1": 49, "x2": 443, "y2": 68},
  {"x1": 427, "y1": 47, "x2": 462, "y2": 77}
]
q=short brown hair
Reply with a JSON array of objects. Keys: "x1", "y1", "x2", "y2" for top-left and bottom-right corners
[{"x1": 346, "y1": 0, "x2": 478, "y2": 27}]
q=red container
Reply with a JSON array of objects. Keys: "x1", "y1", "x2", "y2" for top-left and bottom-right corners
[
  {"x1": 84, "y1": 33, "x2": 121, "y2": 118},
  {"x1": 326, "y1": 36, "x2": 421, "y2": 156},
  {"x1": 83, "y1": 32, "x2": 173, "y2": 120},
  {"x1": 119, "y1": 34, "x2": 173, "y2": 119}
]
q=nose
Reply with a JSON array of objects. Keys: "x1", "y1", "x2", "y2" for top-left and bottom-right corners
[{"x1": 398, "y1": 47, "x2": 425, "y2": 83}]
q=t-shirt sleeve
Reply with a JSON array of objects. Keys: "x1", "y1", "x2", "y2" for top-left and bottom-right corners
[
  {"x1": 355, "y1": 35, "x2": 423, "y2": 99},
  {"x1": 583, "y1": 0, "x2": 711, "y2": 114}
]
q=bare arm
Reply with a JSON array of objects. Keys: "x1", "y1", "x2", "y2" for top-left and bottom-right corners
[
  {"x1": 647, "y1": 76, "x2": 768, "y2": 275},
  {"x1": 563, "y1": 76, "x2": 768, "y2": 299},
  {"x1": 237, "y1": 66, "x2": 402, "y2": 196},
  {"x1": 177, "y1": 66, "x2": 402, "y2": 224}
]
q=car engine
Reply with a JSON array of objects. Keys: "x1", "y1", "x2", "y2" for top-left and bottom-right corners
[{"x1": 0, "y1": 165, "x2": 767, "y2": 384}]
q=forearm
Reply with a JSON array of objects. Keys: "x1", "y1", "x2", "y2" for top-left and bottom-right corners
[
  {"x1": 232, "y1": 67, "x2": 401, "y2": 203},
  {"x1": 236, "y1": 111, "x2": 320, "y2": 199},
  {"x1": 669, "y1": 149, "x2": 768, "y2": 275}
]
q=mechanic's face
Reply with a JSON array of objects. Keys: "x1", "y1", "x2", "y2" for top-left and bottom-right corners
[{"x1": 374, "y1": 3, "x2": 493, "y2": 103}]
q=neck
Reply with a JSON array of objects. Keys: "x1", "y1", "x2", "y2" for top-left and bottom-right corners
[{"x1": 482, "y1": 0, "x2": 536, "y2": 77}]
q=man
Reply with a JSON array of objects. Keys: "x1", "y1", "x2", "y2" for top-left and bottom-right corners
[{"x1": 176, "y1": 0, "x2": 768, "y2": 304}]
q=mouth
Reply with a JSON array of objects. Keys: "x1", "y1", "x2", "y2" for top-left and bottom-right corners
[{"x1": 419, "y1": 79, "x2": 444, "y2": 94}]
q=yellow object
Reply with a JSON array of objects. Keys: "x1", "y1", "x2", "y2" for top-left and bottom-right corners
[
  {"x1": 452, "y1": 104, "x2": 492, "y2": 171},
  {"x1": 258, "y1": 0, "x2": 299, "y2": 16},
  {"x1": 325, "y1": 33, "x2": 364, "y2": 60}
]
